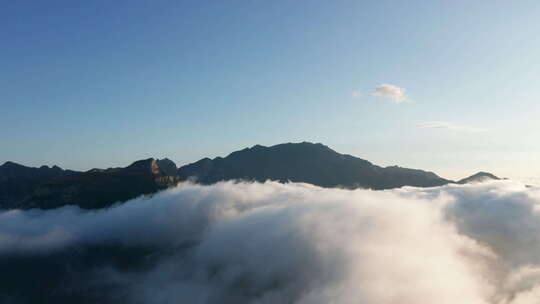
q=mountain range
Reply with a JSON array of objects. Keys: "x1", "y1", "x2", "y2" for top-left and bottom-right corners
[{"x1": 0, "y1": 142, "x2": 499, "y2": 210}]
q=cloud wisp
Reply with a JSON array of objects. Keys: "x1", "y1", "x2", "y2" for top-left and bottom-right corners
[
  {"x1": 372, "y1": 84, "x2": 410, "y2": 103},
  {"x1": 351, "y1": 89, "x2": 362, "y2": 99},
  {"x1": 418, "y1": 121, "x2": 488, "y2": 132},
  {"x1": 1, "y1": 181, "x2": 540, "y2": 303}
]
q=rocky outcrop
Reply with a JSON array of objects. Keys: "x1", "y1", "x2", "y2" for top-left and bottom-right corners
[
  {"x1": 1, "y1": 158, "x2": 180, "y2": 210},
  {"x1": 156, "y1": 158, "x2": 178, "y2": 176}
]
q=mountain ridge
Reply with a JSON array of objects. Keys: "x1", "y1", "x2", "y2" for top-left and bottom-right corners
[
  {"x1": 1, "y1": 142, "x2": 501, "y2": 210},
  {"x1": 0, "y1": 158, "x2": 179, "y2": 209},
  {"x1": 178, "y1": 142, "x2": 452, "y2": 189},
  {"x1": 0, "y1": 161, "x2": 79, "y2": 209}
]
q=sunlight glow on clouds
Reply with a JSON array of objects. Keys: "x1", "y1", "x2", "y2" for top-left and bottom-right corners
[
  {"x1": 372, "y1": 84, "x2": 410, "y2": 103},
  {"x1": 2, "y1": 181, "x2": 540, "y2": 303}
]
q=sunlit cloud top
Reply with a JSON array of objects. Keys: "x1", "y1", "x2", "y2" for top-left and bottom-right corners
[{"x1": 372, "y1": 84, "x2": 411, "y2": 103}]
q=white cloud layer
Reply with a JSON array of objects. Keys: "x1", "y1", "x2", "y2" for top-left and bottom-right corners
[
  {"x1": 418, "y1": 121, "x2": 487, "y2": 132},
  {"x1": 1, "y1": 181, "x2": 540, "y2": 303},
  {"x1": 372, "y1": 84, "x2": 410, "y2": 103}
]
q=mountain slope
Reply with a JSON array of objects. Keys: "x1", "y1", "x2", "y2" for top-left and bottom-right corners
[
  {"x1": 1, "y1": 159, "x2": 180, "y2": 210},
  {"x1": 178, "y1": 142, "x2": 452, "y2": 189},
  {"x1": 0, "y1": 162, "x2": 79, "y2": 209},
  {"x1": 457, "y1": 172, "x2": 500, "y2": 184}
]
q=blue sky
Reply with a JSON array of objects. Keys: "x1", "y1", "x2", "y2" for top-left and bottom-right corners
[{"x1": 1, "y1": 0, "x2": 540, "y2": 180}]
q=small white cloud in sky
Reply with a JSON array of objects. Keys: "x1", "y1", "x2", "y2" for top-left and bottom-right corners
[
  {"x1": 372, "y1": 84, "x2": 410, "y2": 103},
  {"x1": 418, "y1": 121, "x2": 487, "y2": 133},
  {"x1": 351, "y1": 89, "x2": 362, "y2": 99}
]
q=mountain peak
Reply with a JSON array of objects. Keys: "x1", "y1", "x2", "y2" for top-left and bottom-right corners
[
  {"x1": 457, "y1": 172, "x2": 500, "y2": 184},
  {"x1": 126, "y1": 158, "x2": 155, "y2": 168},
  {"x1": 156, "y1": 158, "x2": 178, "y2": 176},
  {"x1": 1, "y1": 161, "x2": 25, "y2": 168},
  {"x1": 124, "y1": 158, "x2": 180, "y2": 177},
  {"x1": 178, "y1": 142, "x2": 449, "y2": 189}
]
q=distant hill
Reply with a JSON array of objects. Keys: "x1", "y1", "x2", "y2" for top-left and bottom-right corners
[
  {"x1": 1, "y1": 158, "x2": 179, "y2": 209},
  {"x1": 457, "y1": 172, "x2": 500, "y2": 184},
  {"x1": 178, "y1": 142, "x2": 452, "y2": 189}
]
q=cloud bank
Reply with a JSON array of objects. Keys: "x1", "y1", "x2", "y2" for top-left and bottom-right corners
[
  {"x1": 372, "y1": 84, "x2": 410, "y2": 103},
  {"x1": 1, "y1": 181, "x2": 540, "y2": 303}
]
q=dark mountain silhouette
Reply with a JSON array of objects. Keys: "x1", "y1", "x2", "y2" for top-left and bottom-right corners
[
  {"x1": 156, "y1": 158, "x2": 178, "y2": 176},
  {"x1": 457, "y1": 172, "x2": 500, "y2": 184},
  {"x1": 1, "y1": 142, "x2": 502, "y2": 210},
  {"x1": 1, "y1": 159, "x2": 179, "y2": 210},
  {"x1": 0, "y1": 161, "x2": 79, "y2": 209},
  {"x1": 178, "y1": 142, "x2": 452, "y2": 189}
]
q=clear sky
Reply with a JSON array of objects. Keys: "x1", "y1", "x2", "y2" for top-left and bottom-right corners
[{"x1": 2, "y1": 0, "x2": 540, "y2": 181}]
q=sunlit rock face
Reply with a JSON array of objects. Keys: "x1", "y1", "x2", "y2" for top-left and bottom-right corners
[
  {"x1": 156, "y1": 158, "x2": 178, "y2": 176},
  {"x1": 1, "y1": 180, "x2": 540, "y2": 304},
  {"x1": 0, "y1": 159, "x2": 180, "y2": 210}
]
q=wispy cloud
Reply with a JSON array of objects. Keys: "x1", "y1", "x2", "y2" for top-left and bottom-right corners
[
  {"x1": 372, "y1": 84, "x2": 410, "y2": 103},
  {"x1": 351, "y1": 89, "x2": 362, "y2": 99},
  {"x1": 417, "y1": 121, "x2": 487, "y2": 132}
]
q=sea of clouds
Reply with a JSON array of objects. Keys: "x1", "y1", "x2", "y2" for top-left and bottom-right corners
[{"x1": 1, "y1": 180, "x2": 540, "y2": 303}]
